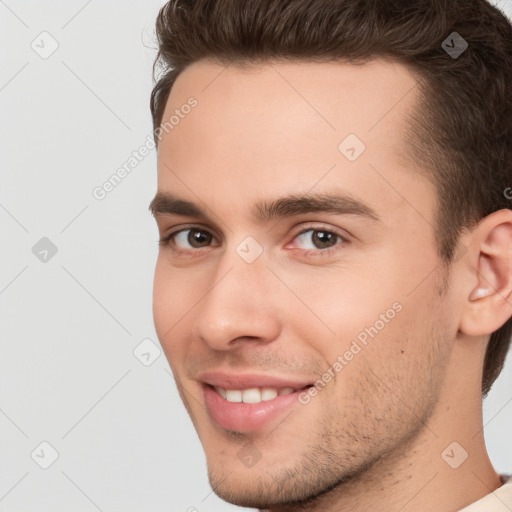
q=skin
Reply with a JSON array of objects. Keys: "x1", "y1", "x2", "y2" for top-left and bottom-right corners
[{"x1": 151, "y1": 58, "x2": 512, "y2": 511}]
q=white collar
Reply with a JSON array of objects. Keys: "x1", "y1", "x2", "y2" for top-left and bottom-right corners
[{"x1": 459, "y1": 475, "x2": 512, "y2": 511}]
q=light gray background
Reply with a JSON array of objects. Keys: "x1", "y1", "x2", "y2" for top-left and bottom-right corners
[{"x1": 1, "y1": 1, "x2": 511, "y2": 511}]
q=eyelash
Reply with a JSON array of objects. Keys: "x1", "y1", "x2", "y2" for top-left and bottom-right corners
[{"x1": 158, "y1": 225, "x2": 349, "y2": 258}]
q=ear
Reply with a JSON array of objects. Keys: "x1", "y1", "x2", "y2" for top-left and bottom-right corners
[{"x1": 459, "y1": 209, "x2": 512, "y2": 337}]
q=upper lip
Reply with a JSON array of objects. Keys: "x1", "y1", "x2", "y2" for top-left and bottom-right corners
[{"x1": 198, "y1": 370, "x2": 313, "y2": 390}]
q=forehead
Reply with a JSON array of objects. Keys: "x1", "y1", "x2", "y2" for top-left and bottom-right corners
[
  {"x1": 162, "y1": 57, "x2": 420, "y2": 140},
  {"x1": 156, "y1": 58, "x2": 432, "y2": 227}
]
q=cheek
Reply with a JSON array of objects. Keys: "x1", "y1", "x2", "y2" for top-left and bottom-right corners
[
  {"x1": 279, "y1": 262, "x2": 440, "y2": 392},
  {"x1": 152, "y1": 257, "x2": 192, "y2": 357},
  {"x1": 278, "y1": 264, "x2": 401, "y2": 352},
  {"x1": 300, "y1": 251, "x2": 439, "y2": 354},
  {"x1": 324, "y1": 298, "x2": 449, "y2": 439},
  {"x1": 152, "y1": 257, "x2": 170, "y2": 333}
]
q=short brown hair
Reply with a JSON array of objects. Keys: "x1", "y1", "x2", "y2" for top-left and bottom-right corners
[{"x1": 150, "y1": 0, "x2": 512, "y2": 397}]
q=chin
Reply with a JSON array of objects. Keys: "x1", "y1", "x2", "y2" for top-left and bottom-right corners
[
  {"x1": 205, "y1": 455, "x2": 329, "y2": 509},
  {"x1": 209, "y1": 477, "x2": 288, "y2": 510}
]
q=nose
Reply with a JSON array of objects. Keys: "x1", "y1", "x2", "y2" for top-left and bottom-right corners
[{"x1": 195, "y1": 248, "x2": 281, "y2": 351}]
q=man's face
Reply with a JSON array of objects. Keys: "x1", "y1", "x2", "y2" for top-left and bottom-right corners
[{"x1": 151, "y1": 59, "x2": 457, "y2": 508}]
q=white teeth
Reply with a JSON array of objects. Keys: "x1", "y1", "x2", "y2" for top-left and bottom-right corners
[
  {"x1": 215, "y1": 387, "x2": 227, "y2": 399},
  {"x1": 242, "y1": 388, "x2": 261, "y2": 403},
  {"x1": 225, "y1": 390, "x2": 243, "y2": 402},
  {"x1": 214, "y1": 386, "x2": 297, "y2": 403},
  {"x1": 261, "y1": 388, "x2": 278, "y2": 401}
]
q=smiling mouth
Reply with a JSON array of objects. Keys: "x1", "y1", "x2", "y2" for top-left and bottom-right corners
[
  {"x1": 202, "y1": 383, "x2": 315, "y2": 432},
  {"x1": 210, "y1": 384, "x2": 313, "y2": 404},
  {"x1": 197, "y1": 370, "x2": 316, "y2": 432}
]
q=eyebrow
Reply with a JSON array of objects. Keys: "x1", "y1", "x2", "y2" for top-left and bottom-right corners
[{"x1": 149, "y1": 191, "x2": 381, "y2": 224}]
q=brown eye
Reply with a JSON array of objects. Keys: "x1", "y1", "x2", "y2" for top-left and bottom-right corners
[
  {"x1": 311, "y1": 230, "x2": 338, "y2": 249},
  {"x1": 160, "y1": 227, "x2": 219, "y2": 252},
  {"x1": 293, "y1": 228, "x2": 342, "y2": 250},
  {"x1": 187, "y1": 229, "x2": 213, "y2": 248}
]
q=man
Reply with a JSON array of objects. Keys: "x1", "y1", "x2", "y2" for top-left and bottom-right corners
[{"x1": 148, "y1": 0, "x2": 512, "y2": 510}]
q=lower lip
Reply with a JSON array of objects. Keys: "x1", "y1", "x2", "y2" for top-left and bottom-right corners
[{"x1": 203, "y1": 385, "x2": 309, "y2": 432}]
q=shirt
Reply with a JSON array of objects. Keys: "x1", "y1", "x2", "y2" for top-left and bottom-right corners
[{"x1": 459, "y1": 474, "x2": 512, "y2": 511}]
